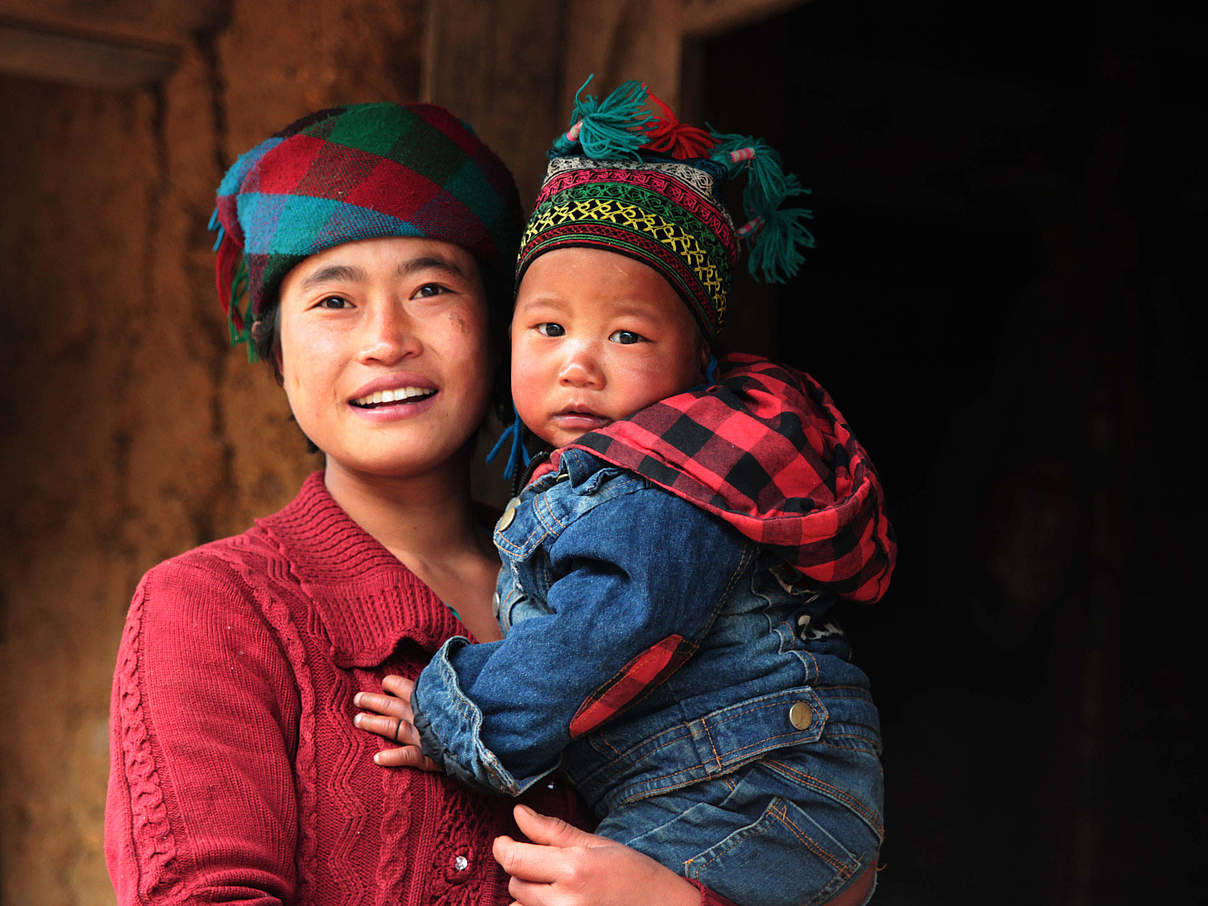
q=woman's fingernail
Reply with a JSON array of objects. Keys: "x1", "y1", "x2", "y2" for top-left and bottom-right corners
[
  {"x1": 353, "y1": 693, "x2": 363, "y2": 706},
  {"x1": 353, "y1": 714, "x2": 362, "y2": 727},
  {"x1": 373, "y1": 752, "x2": 381, "y2": 764}
]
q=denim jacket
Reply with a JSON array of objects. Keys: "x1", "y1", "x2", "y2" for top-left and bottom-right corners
[{"x1": 412, "y1": 448, "x2": 881, "y2": 817}]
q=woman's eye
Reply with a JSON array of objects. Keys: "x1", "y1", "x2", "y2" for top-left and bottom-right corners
[
  {"x1": 536, "y1": 323, "x2": 565, "y2": 337},
  {"x1": 316, "y1": 295, "x2": 351, "y2": 310},
  {"x1": 609, "y1": 329, "x2": 644, "y2": 345},
  {"x1": 414, "y1": 283, "x2": 450, "y2": 299}
]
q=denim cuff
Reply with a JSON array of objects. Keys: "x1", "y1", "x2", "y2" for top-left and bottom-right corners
[{"x1": 412, "y1": 636, "x2": 557, "y2": 796}]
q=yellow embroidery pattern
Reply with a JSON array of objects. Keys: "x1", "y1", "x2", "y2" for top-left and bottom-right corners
[{"x1": 522, "y1": 198, "x2": 727, "y2": 319}]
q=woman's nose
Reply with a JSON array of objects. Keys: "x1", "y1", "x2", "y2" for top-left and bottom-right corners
[
  {"x1": 558, "y1": 342, "x2": 603, "y2": 387},
  {"x1": 359, "y1": 301, "x2": 421, "y2": 364}
]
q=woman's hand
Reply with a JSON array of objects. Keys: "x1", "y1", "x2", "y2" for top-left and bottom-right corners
[
  {"x1": 493, "y1": 804, "x2": 700, "y2": 906},
  {"x1": 352, "y1": 675, "x2": 441, "y2": 771}
]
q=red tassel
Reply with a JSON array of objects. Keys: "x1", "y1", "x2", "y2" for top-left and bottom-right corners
[
  {"x1": 640, "y1": 91, "x2": 717, "y2": 159},
  {"x1": 215, "y1": 236, "x2": 242, "y2": 330}
]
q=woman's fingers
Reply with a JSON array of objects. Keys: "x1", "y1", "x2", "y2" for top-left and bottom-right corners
[
  {"x1": 353, "y1": 690, "x2": 408, "y2": 717},
  {"x1": 493, "y1": 833, "x2": 564, "y2": 884},
  {"x1": 507, "y1": 877, "x2": 558, "y2": 906},
  {"x1": 352, "y1": 677, "x2": 440, "y2": 772},
  {"x1": 373, "y1": 744, "x2": 442, "y2": 772},
  {"x1": 353, "y1": 711, "x2": 419, "y2": 745},
  {"x1": 513, "y1": 804, "x2": 595, "y2": 848},
  {"x1": 380, "y1": 674, "x2": 415, "y2": 698},
  {"x1": 495, "y1": 805, "x2": 700, "y2": 906}
]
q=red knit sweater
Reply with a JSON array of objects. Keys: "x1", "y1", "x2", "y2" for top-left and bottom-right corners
[{"x1": 107, "y1": 473, "x2": 720, "y2": 906}]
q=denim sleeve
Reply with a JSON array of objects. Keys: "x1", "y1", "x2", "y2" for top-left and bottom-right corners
[{"x1": 411, "y1": 487, "x2": 749, "y2": 796}]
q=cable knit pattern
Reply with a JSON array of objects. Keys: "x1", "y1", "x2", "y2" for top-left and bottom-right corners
[
  {"x1": 105, "y1": 472, "x2": 736, "y2": 906},
  {"x1": 112, "y1": 583, "x2": 183, "y2": 904},
  {"x1": 248, "y1": 566, "x2": 319, "y2": 903}
]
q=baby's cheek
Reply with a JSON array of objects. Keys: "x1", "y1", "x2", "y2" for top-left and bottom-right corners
[{"x1": 509, "y1": 367, "x2": 545, "y2": 428}]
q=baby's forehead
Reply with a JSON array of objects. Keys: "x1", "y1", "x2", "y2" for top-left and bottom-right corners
[{"x1": 517, "y1": 246, "x2": 683, "y2": 301}]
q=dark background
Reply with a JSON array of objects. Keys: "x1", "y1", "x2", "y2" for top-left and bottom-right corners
[
  {"x1": 693, "y1": 2, "x2": 1202, "y2": 902},
  {"x1": 0, "y1": 1, "x2": 1199, "y2": 901}
]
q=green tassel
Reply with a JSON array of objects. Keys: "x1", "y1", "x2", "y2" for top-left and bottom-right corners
[
  {"x1": 552, "y1": 76, "x2": 652, "y2": 159},
  {"x1": 225, "y1": 258, "x2": 259, "y2": 363},
  {"x1": 709, "y1": 129, "x2": 790, "y2": 211},
  {"x1": 741, "y1": 185, "x2": 816, "y2": 284}
]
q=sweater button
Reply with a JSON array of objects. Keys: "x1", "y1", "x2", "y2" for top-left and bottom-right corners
[{"x1": 454, "y1": 855, "x2": 469, "y2": 871}]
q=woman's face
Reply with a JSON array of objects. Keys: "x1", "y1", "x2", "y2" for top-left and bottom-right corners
[{"x1": 277, "y1": 237, "x2": 493, "y2": 482}]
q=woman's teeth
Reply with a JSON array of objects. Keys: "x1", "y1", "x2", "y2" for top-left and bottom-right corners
[{"x1": 352, "y1": 387, "x2": 436, "y2": 407}]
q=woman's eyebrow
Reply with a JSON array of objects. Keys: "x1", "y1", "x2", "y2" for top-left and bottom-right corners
[
  {"x1": 299, "y1": 264, "x2": 364, "y2": 288},
  {"x1": 397, "y1": 255, "x2": 466, "y2": 278}
]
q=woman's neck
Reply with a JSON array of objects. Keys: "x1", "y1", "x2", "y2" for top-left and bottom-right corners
[
  {"x1": 320, "y1": 452, "x2": 502, "y2": 641},
  {"x1": 322, "y1": 452, "x2": 485, "y2": 563}
]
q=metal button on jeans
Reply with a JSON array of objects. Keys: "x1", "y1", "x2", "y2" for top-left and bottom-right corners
[
  {"x1": 498, "y1": 498, "x2": 520, "y2": 530},
  {"x1": 788, "y1": 701, "x2": 813, "y2": 730}
]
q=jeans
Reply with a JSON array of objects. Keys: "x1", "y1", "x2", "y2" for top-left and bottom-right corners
[{"x1": 597, "y1": 698, "x2": 883, "y2": 906}]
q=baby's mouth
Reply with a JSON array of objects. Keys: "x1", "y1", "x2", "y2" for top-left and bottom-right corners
[
  {"x1": 351, "y1": 387, "x2": 437, "y2": 408},
  {"x1": 553, "y1": 409, "x2": 609, "y2": 425}
]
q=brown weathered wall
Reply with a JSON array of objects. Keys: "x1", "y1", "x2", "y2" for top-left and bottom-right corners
[{"x1": 0, "y1": 2, "x2": 424, "y2": 902}]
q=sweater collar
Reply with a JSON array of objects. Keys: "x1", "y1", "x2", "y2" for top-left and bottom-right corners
[{"x1": 255, "y1": 471, "x2": 467, "y2": 667}]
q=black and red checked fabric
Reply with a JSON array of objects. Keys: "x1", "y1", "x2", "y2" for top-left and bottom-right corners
[
  {"x1": 555, "y1": 353, "x2": 897, "y2": 604},
  {"x1": 568, "y1": 634, "x2": 696, "y2": 739}
]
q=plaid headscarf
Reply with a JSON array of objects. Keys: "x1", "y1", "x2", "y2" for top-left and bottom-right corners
[
  {"x1": 211, "y1": 103, "x2": 522, "y2": 355},
  {"x1": 548, "y1": 354, "x2": 896, "y2": 604}
]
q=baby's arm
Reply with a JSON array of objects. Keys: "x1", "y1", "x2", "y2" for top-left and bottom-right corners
[
  {"x1": 408, "y1": 486, "x2": 748, "y2": 795},
  {"x1": 353, "y1": 675, "x2": 441, "y2": 770}
]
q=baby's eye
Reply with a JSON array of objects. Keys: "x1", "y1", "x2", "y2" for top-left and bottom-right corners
[
  {"x1": 316, "y1": 295, "x2": 352, "y2": 310},
  {"x1": 413, "y1": 283, "x2": 450, "y2": 299},
  {"x1": 609, "y1": 329, "x2": 644, "y2": 345},
  {"x1": 536, "y1": 323, "x2": 565, "y2": 337}
]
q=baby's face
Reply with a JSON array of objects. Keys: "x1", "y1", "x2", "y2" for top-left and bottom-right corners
[{"x1": 511, "y1": 248, "x2": 707, "y2": 448}]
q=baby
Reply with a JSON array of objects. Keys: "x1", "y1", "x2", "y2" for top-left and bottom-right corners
[{"x1": 356, "y1": 82, "x2": 895, "y2": 906}]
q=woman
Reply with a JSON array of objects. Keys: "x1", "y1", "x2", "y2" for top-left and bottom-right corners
[{"x1": 104, "y1": 102, "x2": 729, "y2": 906}]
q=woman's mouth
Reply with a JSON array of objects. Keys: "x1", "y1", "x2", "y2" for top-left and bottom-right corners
[{"x1": 351, "y1": 387, "x2": 437, "y2": 408}]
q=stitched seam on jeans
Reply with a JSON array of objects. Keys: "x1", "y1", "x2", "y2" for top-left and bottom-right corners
[
  {"x1": 495, "y1": 519, "x2": 547, "y2": 556},
  {"x1": 764, "y1": 759, "x2": 884, "y2": 838},
  {"x1": 816, "y1": 734, "x2": 878, "y2": 755},
  {"x1": 768, "y1": 799, "x2": 851, "y2": 874},
  {"x1": 535, "y1": 489, "x2": 570, "y2": 532},
  {"x1": 591, "y1": 693, "x2": 821, "y2": 794},
  {"x1": 685, "y1": 797, "x2": 847, "y2": 880}
]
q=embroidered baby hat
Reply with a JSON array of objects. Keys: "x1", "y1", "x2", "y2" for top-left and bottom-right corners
[
  {"x1": 211, "y1": 103, "x2": 522, "y2": 360},
  {"x1": 515, "y1": 77, "x2": 816, "y2": 339}
]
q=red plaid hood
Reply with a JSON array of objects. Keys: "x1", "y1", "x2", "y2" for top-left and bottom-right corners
[{"x1": 552, "y1": 353, "x2": 896, "y2": 603}]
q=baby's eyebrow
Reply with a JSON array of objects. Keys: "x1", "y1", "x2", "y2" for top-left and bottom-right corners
[{"x1": 514, "y1": 293, "x2": 567, "y2": 312}]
